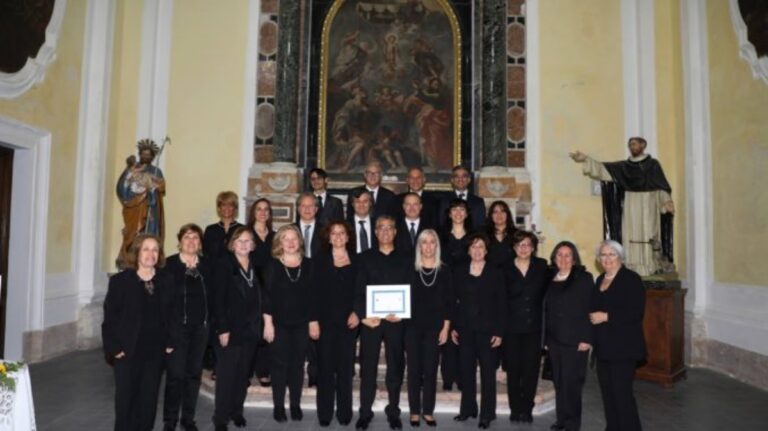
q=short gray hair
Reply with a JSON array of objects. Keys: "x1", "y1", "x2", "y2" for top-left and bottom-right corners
[{"x1": 596, "y1": 239, "x2": 625, "y2": 262}]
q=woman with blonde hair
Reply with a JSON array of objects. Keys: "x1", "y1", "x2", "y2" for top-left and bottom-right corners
[
  {"x1": 203, "y1": 191, "x2": 244, "y2": 260},
  {"x1": 263, "y1": 225, "x2": 318, "y2": 423}
]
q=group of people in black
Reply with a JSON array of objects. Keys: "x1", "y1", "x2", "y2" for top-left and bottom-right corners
[{"x1": 102, "y1": 162, "x2": 647, "y2": 431}]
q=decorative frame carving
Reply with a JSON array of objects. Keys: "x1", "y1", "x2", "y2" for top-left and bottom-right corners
[
  {"x1": 729, "y1": 0, "x2": 768, "y2": 85},
  {"x1": 0, "y1": 0, "x2": 67, "y2": 99}
]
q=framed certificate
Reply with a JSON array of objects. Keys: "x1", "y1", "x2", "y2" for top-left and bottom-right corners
[{"x1": 366, "y1": 284, "x2": 411, "y2": 319}]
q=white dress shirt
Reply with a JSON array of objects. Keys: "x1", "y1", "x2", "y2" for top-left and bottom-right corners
[
  {"x1": 354, "y1": 215, "x2": 373, "y2": 254},
  {"x1": 301, "y1": 220, "x2": 316, "y2": 258}
]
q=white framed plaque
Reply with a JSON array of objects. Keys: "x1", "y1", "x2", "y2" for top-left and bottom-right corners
[{"x1": 366, "y1": 284, "x2": 411, "y2": 319}]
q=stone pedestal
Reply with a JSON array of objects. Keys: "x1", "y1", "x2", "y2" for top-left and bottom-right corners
[
  {"x1": 475, "y1": 166, "x2": 533, "y2": 229},
  {"x1": 246, "y1": 162, "x2": 304, "y2": 226},
  {"x1": 636, "y1": 277, "x2": 687, "y2": 387}
]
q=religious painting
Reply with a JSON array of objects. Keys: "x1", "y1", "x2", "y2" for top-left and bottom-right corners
[{"x1": 318, "y1": 0, "x2": 461, "y2": 175}]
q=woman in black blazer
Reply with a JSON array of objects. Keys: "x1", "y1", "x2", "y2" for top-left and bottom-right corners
[
  {"x1": 162, "y1": 224, "x2": 212, "y2": 431},
  {"x1": 102, "y1": 234, "x2": 178, "y2": 431},
  {"x1": 503, "y1": 230, "x2": 550, "y2": 424},
  {"x1": 262, "y1": 225, "x2": 318, "y2": 423},
  {"x1": 314, "y1": 220, "x2": 359, "y2": 427},
  {"x1": 247, "y1": 198, "x2": 275, "y2": 386},
  {"x1": 590, "y1": 240, "x2": 646, "y2": 431},
  {"x1": 438, "y1": 198, "x2": 472, "y2": 390},
  {"x1": 545, "y1": 241, "x2": 594, "y2": 431},
  {"x1": 405, "y1": 229, "x2": 453, "y2": 427},
  {"x1": 203, "y1": 191, "x2": 244, "y2": 261},
  {"x1": 484, "y1": 200, "x2": 518, "y2": 269},
  {"x1": 452, "y1": 233, "x2": 505, "y2": 429},
  {"x1": 212, "y1": 226, "x2": 262, "y2": 431}
]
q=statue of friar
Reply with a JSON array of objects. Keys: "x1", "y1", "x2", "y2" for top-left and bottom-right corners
[
  {"x1": 570, "y1": 137, "x2": 675, "y2": 276},
  {"x1": 115, "y1": 138, "x2": 166, "y2": 269}
]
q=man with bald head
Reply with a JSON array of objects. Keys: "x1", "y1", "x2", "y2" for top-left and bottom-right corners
[
  {"x1": 394, "y1": 166, "x2": 437, "y2": 227},
  {"x1": 346, "y1": 161, "x2": 396, "y2": 224}
]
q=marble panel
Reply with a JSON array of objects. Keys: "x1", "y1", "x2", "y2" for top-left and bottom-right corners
[
  {"x1": 507, "y1": 149, "x2": 525, "y2": 167},
  {"x1": 506, "y1": 22, "x2": 526, "y2": 57},
  {"x1": 255, "y1": 102, "x2": 275, "y2": 140},
  {"x1": 507, "y1": 106, "x2": 526, "y2": 142},
  {"x1": 257, "y1": 60, "x2": 276, "y2": 97},
  {"x1": 259, "y1": 20, "x2": 278, "y2": 56},
  {"x1": 507, "y1": 0, "x2": 525, "y2": 15},
  {"x1": 261, "y1": 0, "x2": 278, "y2": 14},
  {"x1": 254, "y1": 145, "x2": 274, "y2": 164},
  {"x1": 507, "y1": 65, "x2": 525, "y2": 99}
]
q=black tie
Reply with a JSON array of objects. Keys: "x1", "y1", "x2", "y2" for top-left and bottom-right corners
[
  {"x1": 359, "y1": 220, "x2": 370, "y2": 252},
  {"x1": 409, "y1": 222, "x2": 417, "y2": 246},
  {"x1": 317, "y1": 194, "x2": 323, "y2": 209},
  {"x1": 369, "y1": 189, "x2": 376, "y2": 206},
  {"x1": 458, "y1": 192, "x2": 466, "y2": 200}
]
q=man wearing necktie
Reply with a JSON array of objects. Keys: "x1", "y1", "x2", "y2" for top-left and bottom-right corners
[
  {"x1": 394, "y1": 166, "x2": 438, "y2": 228},
  {"x1": 395, "y1": 193, "x2": 430, "y2": 255},
  {"x1": 294, "y1": 193, "x2": 323, "y2": 259},
  {"x1": 346, "y1": 162, "x2": 396, "y2": 224},
  {"x1": 350, "y1": 189, "x2": 377, "y2": 254},
  {"x1": 309, "y1": 168, "x2": 344, "y2": 225},
  {"x1": 438, "y1": 165, "x2": 486, "y2": 231}
]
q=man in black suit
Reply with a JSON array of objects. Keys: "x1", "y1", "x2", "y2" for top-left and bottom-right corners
[
  {"x1": 309, "y1": 168, "x2": 345, "y2": 224},
  {"x1": 394, "y1": 192, "x2": 432, "y2": 255},
  {"x1": 347, "y1": 161, "x2": 396, "y2": 223},
  {"x1": 438, "y1": 165, "x2": 486, "y2": 231},
  {"x1": 394, "y1": 166, "x2": 437, "y2": 227},
  {"x1": 350, "y1": 189, "x2": 378, "y2": 254},
  {"x1": 294, "y1": 193, "x2": 323, "y2": 259}
]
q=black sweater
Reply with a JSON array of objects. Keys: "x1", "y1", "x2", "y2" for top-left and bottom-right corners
[
  {"x1": 263, "y1": 257, "x2": 316, "y2": 327},
  {"x1": 592, "y1": 266, "x2": 647, "y2": 361},
  {"x1": 214, "y1": 253, "x2": 262, "y2": 345},
  {"x1": 452, "y1": 263, "x2": 506, "y2": 337},
  {"x1": 165, "y1": 254, "x2": 213, "y2": 327},
  {"x1": 544, "y1": 268, "x2": 594, "y2": 347},
  {"x1": 314, "y1": 251, "x2": 358, "y2": 328},
  {"x1": 354, "y1": 248, "x2": 412, "y2": 318},
  {"x1": 504, "y1": 256, "x2": 550, "y2": 333},
  {"x1": 408, "y1": 264, "x2": 453, "y2": 331}
]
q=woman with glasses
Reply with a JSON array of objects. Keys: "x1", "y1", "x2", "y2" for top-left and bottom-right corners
[
  {"x1": 590, "y1": 240, "x2": 646, "y2": 431},
  {"x1": 212, "y1": 227, "x2": 262, "y2": 430},
  {"x1": 162, "y1": 224, "x2": 212, "y2": 431}
]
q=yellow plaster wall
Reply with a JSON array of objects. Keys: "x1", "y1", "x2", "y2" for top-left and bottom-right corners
[
  {"x1": 707, "y1": 1, "x2": 768, "y2": 286},
  {"x1": 538, "y1": 0, "x2": 625, "y2": 269},
  {"x1": 0, "y1": 0, "x2": 87, "y2": 273},
  {"x1": 102, "y1": 0, "x2": 250, "y2": 267},
  {"x1": 654, "y1": 0, "x2": 686, "y2": 275}
]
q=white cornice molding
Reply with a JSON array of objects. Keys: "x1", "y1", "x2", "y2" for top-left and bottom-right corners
[
  {"x1": 0, "y1": 0, "x2": 68, "y2": 99},
  {"x1": 136, "y1": 0, "x2": 174, "y2": 168},
  {"x1": 728, "y1": 0, "x2": 768, "y2": 85},
  {"x1": 621, "y1": 0, "x2": 657, "y2": 156}
]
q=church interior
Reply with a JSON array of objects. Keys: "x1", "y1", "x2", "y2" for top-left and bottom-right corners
[{"x1": 0, "y1": 0, "x2": 767, "y2": 429}]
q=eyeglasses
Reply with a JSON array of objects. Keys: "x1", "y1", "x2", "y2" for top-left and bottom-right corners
[
  {"x1": 234, "y1": 239, "x2": 253, "y2": 245},
  {"x1": 376, "y1": 225, "x2": 395, "y2": 231},
  {"x1": 599, "y1": 253, "x2": 618, "y2": 259}
]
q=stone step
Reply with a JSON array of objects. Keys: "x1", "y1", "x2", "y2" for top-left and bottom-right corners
[{"x1": 199, "y1": 365, "x2": 555, "y2": 415}]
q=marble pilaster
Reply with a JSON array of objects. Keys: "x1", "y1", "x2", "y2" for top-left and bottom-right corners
[
  {"x1": 273, "y1": 0, "x2": 302, "y2": 162},
  {"x1": 481, "y1": 0, "x2": 508, "y2": 167}
]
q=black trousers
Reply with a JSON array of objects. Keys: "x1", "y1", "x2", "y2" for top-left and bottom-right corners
[
  {"x1": 316, "y1": 324, "x2": 356, "y2": 423},
  {"x1": 271, "y1": 324, "x2": 309, "y2": 410},
  {"x1": 359, "y1": 321, "x2": 405, "y2": 420},
  {"x1": 549, "y1": 341, "x2": 589, "y2": 431},
  {"x1": 251, "y1": 338, "x2": 271, "y2": 379},
  {"x1": 404, "y1": 326, "x2": 440, "y2": 416},
  {"x1": 503, "y1": 331, "x2": 543, "y2": 415},
  {"x1": 213, "y1": 341, "x2": 257, "y2": 426},
  {"x1": 440, "y1": 339, "x2": 460, "y2": 389},
  {"x1": 458, "y1": 329, "x2": 498, "y2": 421},
  {"x1": 307, "y1": 339, "x2": 318, "y2": 385},
  {"x1": 163, "y1": 323, "x2": 208, "y2": 427},
  {"x1": 113, "y1": 345, "x2": 165, "y2": 431},
  {"x1": 597, "y1": 359, "x2": 642, "y2": 431}
]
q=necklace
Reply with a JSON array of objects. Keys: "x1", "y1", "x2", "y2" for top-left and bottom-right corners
[
  {"x1": 239, "y1": 267, "x2": 254, "y2": 288},
  {"x1": 283, "y1": 262, "x2": 302, "y2": 283},
  {"x1": 604, "y1": 271, "x2": 618, "y2": 280},
  {"x1": 419, "y1": 267, "x2": 437, "y2": 287},
  {"x1": 554, "y1": 271, "x2": 570, "y2": 281}
]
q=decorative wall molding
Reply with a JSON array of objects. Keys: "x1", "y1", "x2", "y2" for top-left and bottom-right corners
[
  {"x1": 621, "y1": 0, "x2": 657, "y2": 155},
  {"x1": 729, "y1": 0, "x2": 768, "y2": 85},
  {"x1": 0, "y1": 0, "x2": 68, "y2": 99},
  {"x1": 0, "y1": 117, "x2": 51, "y2": 361},
  {"x1": 136, "y1": 0, "x2": 174, "y2": 165},
  {"x1": 524, "y1": 0, "x2": 542, "y2": 227},
  {"x1": 240, "y1": 0, "x2": 261, "y2": 220}
]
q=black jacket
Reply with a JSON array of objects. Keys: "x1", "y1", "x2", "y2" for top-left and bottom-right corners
[
  {"x1": 102, "y1": 269, "x2": 179, "y2": 361},
  {"x1": 437, "y1": 192, "x2": 486, "y2": 231},
  {"x1": 213, "y1": 253, "x2": 263, "y2": 346},
  {"x1": 592, "y1": 266, "x2": 647, "y2": 361},
  {"x1": 203, "y1": 221, "x2": 244, "y2": 261},
  {"x1": 292, "y1": 221, "x2": 324, "y2": 258},
  {"x1": 504, "y1": 256, "x2": 550, "y2": 334},
  {"x1": 394, "y1": 217, "x2": 434, "y2": 256},
  {"x1": 263, "y1": 257, "x2": 317, "y2": 327},
  {"x1": 346, "y1": 185, "x2": 397, "y2": 223},
  {"x1": 394, "y1": 191, "x2": 438, "y2": 227},
  {"x1": 317, "y1": 193, "x2": 345, "y2": 225},
  {"x1": 452, "y1": 263, "x2": 506, "y2": 337},
  {"x1": 544, "y1": 268, "x2": 594, "y2": 347},
  {"x1": 314, "y1": 251, "x2": 358, "y2": 328},
  {"x1": 165, "y1": 254, "x2": 213, "y2": 326}
]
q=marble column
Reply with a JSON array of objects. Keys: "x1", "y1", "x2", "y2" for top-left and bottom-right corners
[
  {"x1": 273, "y1": 0, "x2": 302, "y2": 163},
  {"x1": 481, "y1": 0, "x2": 508, "y2": 167}
]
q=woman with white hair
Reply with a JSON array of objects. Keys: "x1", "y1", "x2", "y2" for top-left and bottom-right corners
[
  {"x1": 404, "y1": 229, "x2": 453, "y2": 427},
  {"x1": 590, "y1": 240, "x2": 646, "y2": 431}
]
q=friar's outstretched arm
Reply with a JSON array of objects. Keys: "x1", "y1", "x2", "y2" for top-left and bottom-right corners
[{"x1": 569, "y1": 150, "x2": 612, "y2": 182}]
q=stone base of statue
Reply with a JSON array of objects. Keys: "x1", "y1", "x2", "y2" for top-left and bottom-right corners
[
  {"x1": 637, "y1": 275, "x2": 687, "y2": 387},
  {"x1": 475, "y1": 166, "x2": 534, "y2": 230}
]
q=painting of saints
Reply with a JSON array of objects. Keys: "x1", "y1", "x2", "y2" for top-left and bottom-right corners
[{"x1": 404, "y1": 77, "x2": 452, "y2": 171}]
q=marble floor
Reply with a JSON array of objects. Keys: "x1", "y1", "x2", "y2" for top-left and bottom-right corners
[{"x1": 30, "y1": 349, "x2": 768, "y2": 431}]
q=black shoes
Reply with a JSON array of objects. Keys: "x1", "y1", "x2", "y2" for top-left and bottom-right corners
[
  {"x1": 273, "y1": 408, "x2": 287, "y2": 423},
  {"x1": 388, "y1": 416, "x2": 403, "y2": 429},
  {"x1": 355, "y1": 417, "x2": 372, "y2": 430},
  {"x1": 520, "y1": 412, "x2": 533, "y2": 423},
  {"x1": 453, "y1": 413, "x2": 477, "y2": 422},
  {"x1": 290, "y1": 406, "x2": 303, "y2": 421},
  {"x1": 214, "y1": 426, "x2": 227, "y2": 431},
  {"x1": 180, "y1": 420, "x2": 199, "y2": 431},
  {"x1": 319, "y1": 419, "x2": 331, "y2": 427},
  {"x1": 550, "y1": 422, "x2": 565, "y2": 430},
  {"x1": 231, "y1": 415, "x2": 246, "y2": 428},
  {"x1": 163, "y1": 424, "x2": 175, "y2": 431},
  {"x1": 478, "y1": 419, "x2": 491, "y2": 429},
  {"x1": 409, "y1": 416, "x2": 420, "y2": 427},
  {"x1": 423, "y1": 416, "x2": 437, "y2": 427}
]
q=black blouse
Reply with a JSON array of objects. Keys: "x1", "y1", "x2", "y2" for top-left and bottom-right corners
[
  {"x1": 504, "y1": 256, "x2": 550, "y2": 333},
  {"x1": 314, "y1": 251, "x2": 358, "y2": 328},
  {"x1": 408, "y1": 264, "x2": 453, "y2": 331},
  {"x1": 452, "y1": 262, "x2": 506, "y2": 337},
  {"x1": 440, "y1": 230, "x2": 470, "y2": 268},
  {"x1": 203, "y1": 221, "x2": 244, "y2": 261},
  {"x1": 214, "y1": 253, "x2": 262, "y2": 345},
  {"x1": 487, "y1": 233, "x2": 515, "y2": 269},
  {"x1": 263, "y1": 257, "x2": 316, "y2": 327},
  {"x1": 165, "y1": 254, "x2": 213, "y2": 327}
]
